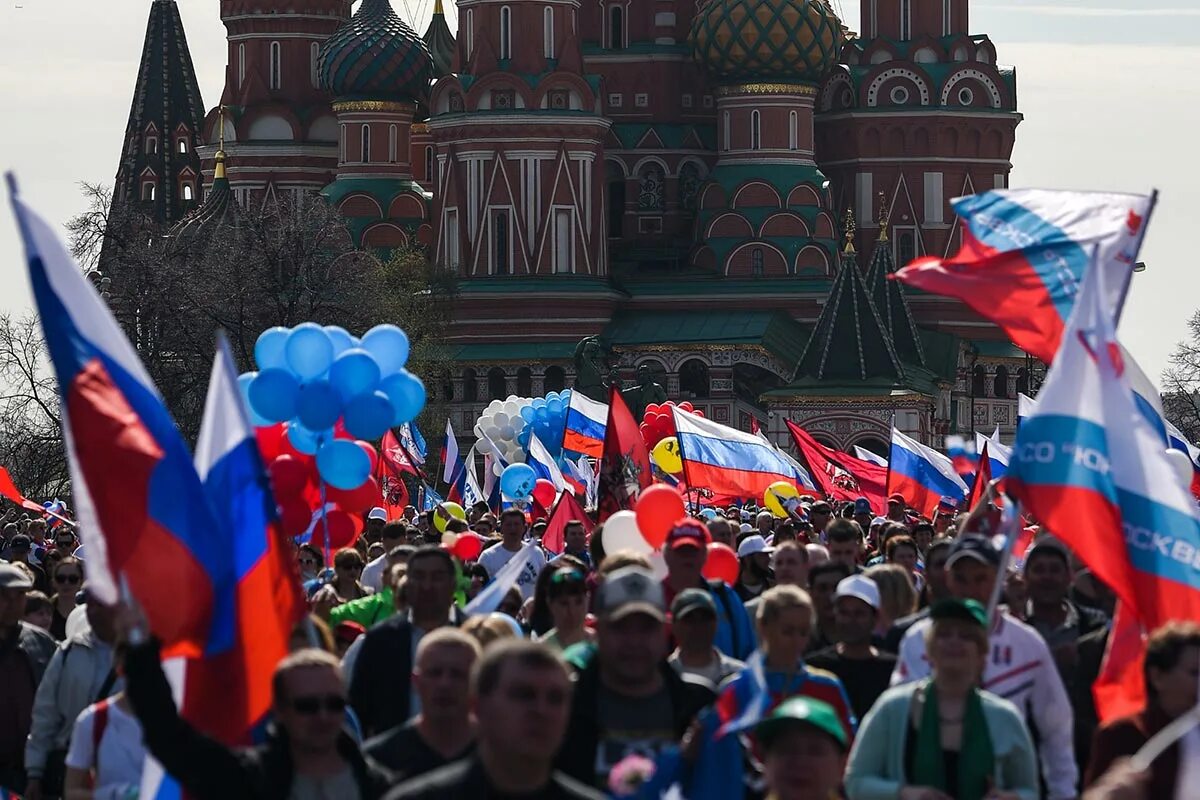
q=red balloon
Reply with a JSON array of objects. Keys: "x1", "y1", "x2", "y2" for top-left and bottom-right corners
[
  {"x1": 635, "y1": 484, "x2": 686, "y2": 549},
  {"x1": 702, "y1": 543, "x2": 739, "y2": 585},
  {"x1": 333, "y1": 419, "x2": 353, "y2": 440},
  {"x1": 679, "y1": 402, "x2": 694, "y2": 413},
  {"x1": 531, "y1": 479, "x2": 557, "y2": 509},
  {"x1": 327, "y1": 476, "x2": 380, "y2": 514},
  {"x1": 312, "y1": 509, "x2": 358, "y2": 551},
  {"x1": 256, "y1": 423, "x2": 287, "y2": 463},
  {"x1": 452, "y1": 533, "x2": 484, "y2": 562},
  {"x1": 694, "y1": 410, "x2": 705, "y2": 418},
  {"x1": 645, "y1": 403, "x2": 663, "y2": 416},
  {"x1": 279, "y1": 499, "x2": 312, "y2": 537},
  {"x1": 357, "y1": 441, "x2": 378, "y2": 475},
  {"x1": 269, "y1": 455, "x2": 309, "y2": 498}
]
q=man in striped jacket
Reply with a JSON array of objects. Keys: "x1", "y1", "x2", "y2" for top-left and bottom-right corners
[{"x1": 891, "y1": 534, "x2": 1078, "y2": 800}]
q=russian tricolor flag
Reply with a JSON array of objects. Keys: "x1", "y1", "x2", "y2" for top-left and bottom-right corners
[
  {"x1": 895, "y1": 189, "x2": 1155, "y2": 363},
  {"x1": 563, "y1": 391, "x2": 607, "y2": 458},
  {"x1": 528, "y1": 431, "x2": 567, "y2": 492},
  {"x1": 9, "y1": 174, "x2": 225, "y2": 656},
  {"x1": 888, "y1": 428, "x2": 968, "y2": 517},
  {"x1": 975, "y1": 429, "x2": 1011, "y2": 479},
  {"x1": 674, "y1": 408, "x2": 813, "y2": 500},
  {"x1": 945, "y1": 435, "x2": 978, "y2": 485}
]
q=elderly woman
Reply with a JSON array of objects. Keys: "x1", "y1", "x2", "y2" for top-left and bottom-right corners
[
  {"x1": 845, "y1": 599, "x2": 1038, "y2": 800},
  {"x1": 1085, "y1": 621, "x2": 1200, "y2": 797}
]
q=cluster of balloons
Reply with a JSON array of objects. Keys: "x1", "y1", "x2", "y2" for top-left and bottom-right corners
[
  {"x1": 238, "y1": 323, "x2": 427, "y2": 549},
  {"x1": 474, "y1": 390, "x2": 576, "y2": 473},
  {"x1": 639, "y1": 401, "x2": 704, "y2": 448}
]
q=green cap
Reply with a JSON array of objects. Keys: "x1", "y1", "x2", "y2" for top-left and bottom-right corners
[
  {"x1": 930, "y1": 598, "x2": 989, "y2": 629},
  {"x1": 755, "y1": 696, "x2": 848, "y2": 751}
]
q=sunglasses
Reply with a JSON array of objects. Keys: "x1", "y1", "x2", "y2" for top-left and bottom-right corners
[
  {"x1": 291, "y1": 694, "x2": 346, "y2": 715},
  {"x1": 55, "y1": 573, "x2": 81, "y2": 585},
  {"x1": 298, "y1": 558, "x2": 318, "y2": 567},
  {"x1": 550, "y1": 568, "x2": 585, "y2": 585}
]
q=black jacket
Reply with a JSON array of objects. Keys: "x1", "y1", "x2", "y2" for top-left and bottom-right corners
[
  {"x1": 554, "y1": 651, "x2": 716, "y2": 786},
  {"x1": 126, "y1": 640, "x2": 393, "y2": 800},
  {"x1": 385, "y1": 755, "x2": 604, "y2": 799},
  {"x1": 349, "y1": 608, "x2": 466, "y2": 738}
]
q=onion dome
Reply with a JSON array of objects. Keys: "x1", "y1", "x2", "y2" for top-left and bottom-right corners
[
  {"x1": 691, "y1": 0, "x2": 843, "y2": 83},
  {"x1": 168, "y1": 150, "x2": 240, "y2": 246},
  {"x1": 319, "y1": 0, "x2": 434, "y2": 102},
  {"x1": 422, "y1": 0, "x2": 456, "y2": 78}
]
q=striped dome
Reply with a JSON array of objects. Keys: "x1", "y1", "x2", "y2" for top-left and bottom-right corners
[
  {"x1": 691, "y1": 0, "x2": 843, "y2": 83},
  {"x1": 319, "y1": 0, "x2": 433, "y2": 102}
]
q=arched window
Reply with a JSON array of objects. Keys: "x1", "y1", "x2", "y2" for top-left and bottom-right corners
[
  {"x1": 678, "y1": 359, "x2": 710, "y2": 399},
  {"x1": 722, "y1": 111, "x2": 730, "y2": 151},
  {"x1": 389, "y1": 125, "x2": 398, "y2": 162},
  {"x1": 993, "y1": 365, "x2": 1009, "y2": 398},
  {"x1": 466, "y1": 10, "x2": 475, "y2": 57},
  {"x1": 487, "y1": 368, "x2": 507, "y2": 400},
  {"x1": 361, "y1": 125, "x2": 371, "y2": 163},
  {"x1": 638, "y1": 165, "x2": 665, "y2": 211},
  {"x1": 182, "y1": 183, "x2": 194, "y2": 201},
  {"x1": 441, "y1": 372, "x2": 455, "y2": 402},
  {"x1": 607, "y1": 161, "x2": 625, "y2": 237},
  {"x1": 750, "y1": 110, "x2": 761, "y2": 150},
  {"x1": 751, "y1": 248, "x2": 764, "y2": 277},
  {"x1": 1016, "y1": 367, "x2": 1029, "y2": 397},
  {"x1": 145, "y1": 135, "x2": 158, "y2": 155},
  {"x1": 462, "y1": 369, "x2": 478, "y2": 402},
  {"x1": 425, "y1": 146, "x2": 435, "y2": 182},
  {"x1": 340, "y1": 124, "x2": 347, "y2": 162},
  {"x1": 971, "y1": 365, "x2": 987, "y2": 397},
  {"x1": 499, "y1": 7, "x2": 512, "y2": 60},
  {"x1": 788, "y1": 111, "x2": 797, "y2": 150},
  {"x1": 310, "y1": 42, "x2": 320, "y2": 88},
  {"x1": 544, "y1": 7, "x2": 555, "y2": 58},
  {"x1": 517, "y1": 367, "x2": 533, "y2": 397},
  {"x1": 239, "y1": 43, "x2": 246, "y2": 87},
  {"x1": 679, "y1": 162, "x2": 701, "y2": 211},
  {"x1": 943, "y1": 0, "x2": 952, "y2": 34},
  {"x1": 544, "y1": 366, "x2": 566, "y2": 393},
  {"x1": 177, "y1": 138, "x2": 188, "y2": 154},
  {"x1": 142, "y1": 182, "x2": 156, "y2": 201},
  {"x1": 608, "y1": 5, "x2": 624, "y2": 49},
  {"x1": 899, "y1": 0, "x2": 911, "y2": 40},
  {"x1": 269, "y1": 41, "x2": 282, "y2": 90}
]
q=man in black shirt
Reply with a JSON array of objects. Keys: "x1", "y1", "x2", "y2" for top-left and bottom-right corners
[
  {"x1": 385, "y1": 639, "x2": 603, "y2": 799},
  {"x1": 806, "y1": 574, "x2": 896, "y2": 721},
  {"x1": 365, "y1": 628, "x2": 481, "y2": 781}
]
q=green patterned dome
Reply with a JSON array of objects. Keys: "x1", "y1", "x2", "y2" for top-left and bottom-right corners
[
  {"x1": 691, "y1": 0, "x2": 843, "y2": 83},
  {"x1": 319, "y1": 0, "x2": 433, "y2": 102}
]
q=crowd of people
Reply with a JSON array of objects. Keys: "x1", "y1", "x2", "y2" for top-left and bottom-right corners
[{"x1": 0, "y1": 493, "x2": 1195, "y2": 799}]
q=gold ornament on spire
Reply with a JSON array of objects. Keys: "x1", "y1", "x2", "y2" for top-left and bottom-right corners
[
  {"x1": 877, "y1": 190, "x2": 890, "y2": 243},
  {"x1": 215, "y1": 105, "x2": 227, "y2": 180},
  {"x1": 842, "y1": 207, "x2": 856, "y2": 255},
  {"x1": 434, "y1": 0, "x2": 443, "y2": 13}
]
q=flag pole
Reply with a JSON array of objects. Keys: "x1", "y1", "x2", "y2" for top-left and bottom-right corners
[
  {"x1": 985, "y1": 498, "x2": 1022, "y2": 627},
  {"x1": 1114, "y1": 188, "x2": 1158, "y2": 322}
]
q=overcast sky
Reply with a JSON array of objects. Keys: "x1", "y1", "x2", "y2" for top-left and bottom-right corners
[{"x1": 1, "y1": 0, "x2": 1196, "y2": 388}]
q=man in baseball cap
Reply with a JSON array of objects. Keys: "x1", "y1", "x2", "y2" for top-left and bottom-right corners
[
  {"x1": 0, "y1": 563, "x2": 55, "y2": 790},
  {"x1": 734, "y1": 535, "x2": 774, "y2": 603},
  {"x1": 885, "y1": 493, "x2": 907, "y2": 522},
  {"x1": 755, "y1": 696, "x2": 849, "y2": 800},
  {"x1": 661, "y1": 519, "x2": 756, "y2": 660},
  {"x1": 365, "y1": 506, "x2": 389, "y2": 542},
  {"x1": 807, "y1": 574, "x2": 895, "y2": 719},
  {"x1": 667, "y1": 588, "x2": 744, "y2": 686},
  {"x1": 852, "y1": 497, "x2": 874, "y2": 531}
]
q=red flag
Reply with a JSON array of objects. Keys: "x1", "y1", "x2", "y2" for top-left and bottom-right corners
[
  {"x1": 381, "y1": 429, "x2": 419, "y2": 477},
  {"x1": 1093, "y1": 601, "x2": 1146, "y2": 723},
  {"x1": 786, "y1": 421, "x2": 887, "y2": 510},
  {"x1": 967, "y1": 442, "x2": 993, "y2": 511},
  {"x1": 0, "y1": 467, "x2": 47, "y2": 512},
  {"x1": 597, "y1": 386, "x2": 653, "y2": 521},
  {"x1": 377, "y1": 430, "x2": 413, "y2": 520},
  {"x1": 542, "y1": 491, "x2": 595, "y2": 554}
]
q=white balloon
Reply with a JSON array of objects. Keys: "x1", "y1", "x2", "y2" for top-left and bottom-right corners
[
  {"x1": 500, "y1": 425, "x2": 516, "y2": 440},
  {"x1": 488, "y1": 400, "x2": 504, "y2": 412},
  {"x1": 503, "y1": 401, "x2": 521, "y2": 417},
  {"x1": 602, "y1": 510, "x2": 652, "y2": 555},
  {"x1": 1166, "y1": 448, "x2": 1194, "y2": 488},
  {"x1": 506, "y1": 395, "x2": 519, "y2": 403},
  {"x1": 484, "y1": 425, "x2": 501, "y2": 441},
  {"x1": 476, "y1": 438, "x2": 493, "y2": 455},
  {"x1": 493, "y1": 461, "x2": 505, "y2": 477},
  {"x1": 648, "y1": 550, "x2": 669, "y2": 581}
]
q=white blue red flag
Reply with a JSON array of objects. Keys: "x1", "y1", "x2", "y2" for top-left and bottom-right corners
[
  {"x1": 888, "y1": 428, "x2": 968, "y2": 517},
  {"x1": 894, "y1": 189, "x2": 1155, "y2": 362},
  {"x1": 9, "y1": 174, "x2": 226, "y2": 656},
  {"x1": 1007, "y1": 258, "x2": 1200, "y2": 661},
  {"x1": 528, "y1": 431, "x2": 567, "y2": 492},
  {"x1": 399, "y1": 421, "x2": 427, "y2": 466},
  {"x1": 945, "y1": 435, "x2": 978, "y2": 485},
  {"x1": 674, "y1": 408, "x2": 813, "y2": 500},
  {"x1": 441, "y1": 419, "x2": 462, "y2": 485},
  {"x1": 1017, "y1": 392, "x2": 1037, "y2": 425},
  {"x1": 563, "y1": 391, "x2": 607, "y2": 458},
  {"x1": 975, "y1": 429, "x2": 1012, "y2": 479},
  {"x1": 853, "y1": 446, "x2": 888, "y2": 468},
  {"x1": 755, "y1": 430, "x2": 816, "y2": 490},
  {"x1": 1166, "y1": 421, "x2": 1200, "y2": 501},
  {"x1": 461, "y1": 447, "x2": 486, "y2": 508}
]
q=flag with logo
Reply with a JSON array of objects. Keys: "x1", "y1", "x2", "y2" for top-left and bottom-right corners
[
  {"x1": 597, "y1": 386, "x2": 653, "y2": 521},
  {"x1": 786, "y1": 421, "x2": 887, "y2": 509}
]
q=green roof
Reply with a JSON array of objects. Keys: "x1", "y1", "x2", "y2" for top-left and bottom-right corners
[
  {"x1": 451, "y1": 342, "x2": 577, "y2": 362},
  {"x1": 609, "y1": 123, "x2": 717, "y2": 150},
  {"x1": 602, "y1": 309, "x2": 810, "y2": 367},
  {"x1": 920, "y1": 329, "x2": 960, "y2": 383},
  {"x1": 864, "y1": 235, "x2": 926, "y2": 368},
  {"x1": 972, "y1": 340, "x2": 1027, "y2": 359}
]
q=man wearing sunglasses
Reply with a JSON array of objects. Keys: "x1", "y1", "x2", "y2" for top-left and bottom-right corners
[{"x1": 126, "y1": 630, "x2": 392, "y2": 798}]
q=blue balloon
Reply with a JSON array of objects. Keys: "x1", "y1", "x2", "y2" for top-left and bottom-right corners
[
  {"x1": 531, "y1": 398, "x2": 547, "y2": 410},
  {"x1": 535, "y1": 406, "x2": 549, "y2": 422},
  {"x1": 500, "y1": 463, "x2": 537, "y2": 501},
  {"x1": 237, "y1": 372, "x2": 271, "y2": 427},
  {"x1": 517, "y1": 429, "x2": 531, "y2": 447},
  {"x1": 248, "y1": 368, "x2": 300, "y2": 423},
  {"x1": 296, "y1": 379, "x2": 343, "y2": 431},
  {"x1": 380, "y1": 370, "x2": 426, "y2": 425},
  {"x1": 519, "y1": 405, "x2": 536, "y2": 424},
  {"x1": 254, "y1": 327, "x2": 290, "y2": 370},
  {"x1": 546, "y1": 392, "x2": 560, "y2": 403},
  {"x1": 330, "y1": 348, "x2": 381, "y2": 401},
  {"x1": 324, "y1": 326, "x2": 355, "y2": 357},
  {"x1": 285, "y1": 323, "x2": 334, "y2": 380},
  {"x1": 561, "y1": 389, "x2": 572, "y2": 404},
  {"x1": 316, "y1": 439, "x2": 371, "y2": 490},
  {"x1": 343, "y1": 390, "x2": 394, "y2": 440},
  {"x1": 286, "y1": 422, "x2": 322, "y2": 455},
  {"x1": 361, "y1": 324, "x2": 410, "y2": 375},
  {"x1": 547, "y1": 398, "x2": 563, "y2": 415}
]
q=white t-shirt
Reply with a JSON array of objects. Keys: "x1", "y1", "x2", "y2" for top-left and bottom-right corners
[
  {"x1": 65, "y1": 700, "x2": 146, "y2": 799},
  {"x1": 361, "y1": 553, "x2": 388, "y2": 592},
  {"x1": 477, "y1": 542, "x2": 546, "y2": 600}
]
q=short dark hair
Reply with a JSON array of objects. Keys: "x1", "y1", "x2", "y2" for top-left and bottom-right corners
[
  {"x1": 472, "y1": 638, "x2": 570, "y2": 698},
  {"x1": 808, "y1": 561, "x2": 852, "y2": 585},
  {"x1": 1144, "y1": 622, "x2": 1200, "y2": 704},
  {"x1": 381, "y1": 521, "x2": 408, "y2": 540},
  {"x1": 912, "y1": 521, "x2": 935, "y2": 538},
  {"x1": 387, "y1": 543, "x2": 417, "y2": 561},
  {"x1": 407, "y1": 545, "x2": 456, "y2": 576},
  {"x1": 925, "y1": 537, "x2": 954, "y2": 561},
  {"x1": 298, "y1": 544, "x2": 323, "y2": 565},
  {"x1": 445, "y1": 518, "x2": 470, "y2": 534},
  {"x1": 23, "y1": 590, "x2": 50, "y2": 616},
  {"x1": 500, "y1": 508, "x2": 526, "y2": 524},
  {"x1": 825, "y1": 518, "x2": 862, "y2": 545},
  {"x1": 886, "y1": 535, "x2": 918, "y2": 561},
  {"x1": 565, "y1": 520, "x2": 585, "y2": 531}
]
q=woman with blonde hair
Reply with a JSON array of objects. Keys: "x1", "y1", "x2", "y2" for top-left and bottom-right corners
[{"x1": 864, "y1": 563, "x2": 916, "y2": 636}]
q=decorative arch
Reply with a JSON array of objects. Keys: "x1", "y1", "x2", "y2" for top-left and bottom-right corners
[
  {"x1": 487, "y1": 367, "x2": 507, "y2": 400},
  {"x1": 940, "y1": 68, "x2": 1003, "y2": 108},
  {"x1": 678, "y1": 359, "x2": 710, "y2": 398},
  {"x1": 635, "y1": 358, "x2": 668, "y2": 390},
  {"x1": 706, "y1": 212, "x2": 754, "y2": 239},
  {"x1": 245, "y1": 113, "x2": 297, "y2": 140},
  {"x1": 813, "y1": 212, "x2": 836, "y2": 239},
  {"x1": 692, "y1": 245, "x2": 718, "y2": 271},
  {"x1": 795, "y1": 244, "x2": 831, "y2": 274},
  {"x1": 464, "y1": 73, "x2": 537, "y2": 110},
  {"x1": 605, "y1": 156, "x2": 630, "y2": 179},
  {"x1": 700, "y1": 183, "x2": 728, "y2": 210},
  {"x1": 678, "y1": 158, "x2": 707, "y2": 212},
  {"x1": 388, "y1": 192, "x2": 427, "y2": 220},
  {"x1": 462, "y1": 368, "x2": 479, "y2": 402},
  {"x1": 362, "y1": 223, "x2": 409, "y2": 249},
  {"x1": 866, "y1": 68, "x2": 932, "y2": 107},
  {"x1": 543, "y1": 366, "x2": 566, "y2": 393},
  {"x1": 339, "y1": 193, "x2": 384, "y2": 218},
  {"x1": 532, "y1": 72, "x2": 596, "y2": 109},
  {"x1": 759, "y1": 212, "x2": 810, "y2": 238},
  {"x1": 819, "y1": 70, "x2": 854, "y2": 112},
  {"x1": 630, "y1": 154, "x2": 672, "y2": 178},
  {"x1": 993, "y1": 365, "x2": 1009, "y2": 398},
  {"x1": 786, "y1": 184, "x2": 822, "y2": 208},
  {"x1": 731, "y1": 181, "x2": 782, "y2": 208},
  {"x1": 516, "y1": 367, "x2": 533, "y2": 396},
  {"x1": 727, "y1": 242, "x2": 788, "y2": 277}
]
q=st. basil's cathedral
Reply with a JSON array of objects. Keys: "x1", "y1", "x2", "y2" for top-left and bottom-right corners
[{"x1": 111, "y1": 0, "x2": 1027, "y2": 458}]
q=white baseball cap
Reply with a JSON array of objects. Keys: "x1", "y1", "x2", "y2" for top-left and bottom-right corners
[
  {"x1": 834, "y1": 574, "x2": 880, "y2": 611},
  {"x1": 737, "y1": 534, "x2": 775, "y2": 559},
  {"x1": 368, "y1": 507, "x2": 388, "y2": 521}
]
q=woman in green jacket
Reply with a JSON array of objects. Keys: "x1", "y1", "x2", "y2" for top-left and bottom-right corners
[{"x1": 844, "y1": 599, "x2": 1038, "y2": 800}]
